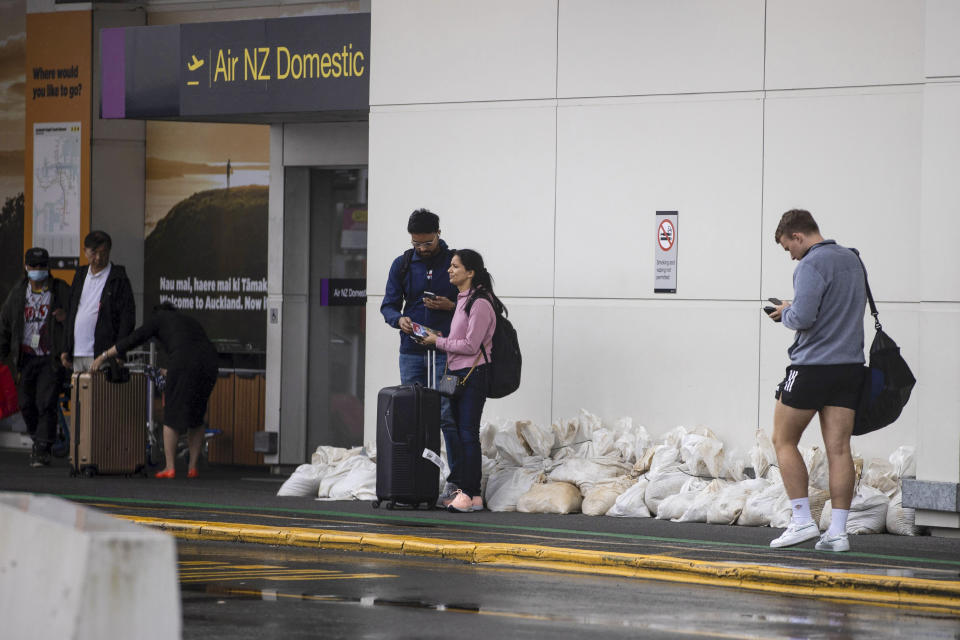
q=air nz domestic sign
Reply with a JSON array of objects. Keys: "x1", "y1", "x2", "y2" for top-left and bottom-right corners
[{"x1": 100, "y1": 14, "x2": 369, "y2": 119}]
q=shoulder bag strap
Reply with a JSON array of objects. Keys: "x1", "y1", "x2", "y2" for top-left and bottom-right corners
[{"x1": 849, "y1": 248, "x2": 881, "y2": 331}]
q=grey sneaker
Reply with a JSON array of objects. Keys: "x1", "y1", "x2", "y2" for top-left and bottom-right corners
[
  {"x1": 29, "y1": 444, "x2": 50, "y2": 468},
  {"x1": 815, "y1": 532, "x2": 850, "y2": 552},
  {"x1": 769, "y1": 520, "x2": 819, "y2": 548},
  {"x1": 437, "y1": 482, "x2": 459, "y2": 507}
]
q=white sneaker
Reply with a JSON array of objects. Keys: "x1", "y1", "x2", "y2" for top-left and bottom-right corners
[
  {"x1": 769, "y1": 521, "x2": 820, "y2": 548},
  {"x1": 815, "y1": 532, "x2": 850, "y2": 552}
]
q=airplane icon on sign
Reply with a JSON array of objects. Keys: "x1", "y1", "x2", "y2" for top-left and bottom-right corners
[{"x1": 187, "y1": 54, "x2": 204, "y2": 71}]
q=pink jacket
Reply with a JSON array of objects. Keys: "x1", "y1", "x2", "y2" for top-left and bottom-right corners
[{"x1": 435, "y1": 289, "x2": 495, "y2": 371}]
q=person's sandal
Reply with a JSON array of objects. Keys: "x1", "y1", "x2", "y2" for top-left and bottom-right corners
[
  {"x1": 187, "y1": 468, "x2": 199, "y2": 479},
  {"x1": 155, "y1": 469, "x2": 175, "y2": 479}
]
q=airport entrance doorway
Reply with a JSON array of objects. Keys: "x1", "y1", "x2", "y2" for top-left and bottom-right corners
[{"x1": 284, "y1": 167, "x2": 368, "y2": 454}]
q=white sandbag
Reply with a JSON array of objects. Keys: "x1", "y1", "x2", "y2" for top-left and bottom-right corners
[
  {"x1": 480, "y1": 455, "x2": 497, "y2": 497},
  {"x1": 311, "y1": 445, "x2": 362, "y2": 466},
  {"x1": 819, "y1": 484, "x2": 890, "y2": 534},
  {"x1": 885, "y1": 490, "x2": 920, "y2": 536},
  {"x1": 548, "y1": 457, "x2": 631, "y2": 492},
  {"x1": 648, "y1": 443, "x2": 681, "y2": 474},
  {"x1": 586, "y1": 428, "x2": 619, "y2": 459},
  {"x1": 656, "y1": 491, "x2": 700, "y2": 521},
  {"x1": 325, "y1": 456, "x2": 377, "y2": 501},
  {"x1": 277, "y1": 464, "x2": 324, "y2": 497},
  {"x1": 802, "y1": 446, "x2": 830, "y2": 491},
  {"x1": 606, "y1": 478, "x2": 652, "y2": 518},
  {"x1": 889, "y1": 446, "x2": 915, "y2": 478},
  {"x1": 862, "y1": 458, "x2": 898, "y2": 496},
  {"x1": 484, "y1": 464, "x2": 545, "y2": 512},
  {"x1": 612, "y1": 418, "x2": 652, "y2": 465},
  {"x1": 679, "y1": 433, "x2": 725, "y2": 479},
  {"x1": 633, "y1": 447, "x2": 656, "y2": 475},
  {"x1": 722, "y1": 448, "x2": 748, "y2": 482},
  {"x1": 749, "y1": 429, "x2": 777, "y2": 480},
  {"x1": 479, "y1": 422, "x2": 497, "y2": 458},
  {"x1": 581, "y1": 476, "x2": 635, "y2": 516},
  {"x1": 706, "y1": 479, "x2": 769, "y2": 525},
  {"x1": 737, "y1": 482, "x2": 787, "y2": 527},
  {"x1": 644, "y1": 463, "x2": 692, "y2": 515},
  {"x1": 516, "y1": 482, "x2": 583, "y2": 514},
  {"x1": 493, "y1": 421, "x2": 531, "y2": 467},
  {"x1": 675, "y1": 479, "x2": 729, "y2": 523},
  {"x1": 516, "y1": 420, "x2": 555, "y2": 459},
  {"x1": 656, "y1": 425, "x2": 688, "y2": 448},
  {"x1": 768, "y1": 491, "x2": 794, "y2": 529}
]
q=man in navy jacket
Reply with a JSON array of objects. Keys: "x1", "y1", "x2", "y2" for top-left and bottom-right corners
[{"x1": 380, "y1": 209, "x2": 458, "y2": 432}]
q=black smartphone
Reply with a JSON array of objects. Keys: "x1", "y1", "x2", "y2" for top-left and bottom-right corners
[
  {"x1": 423, "y1": 291, "x2": 437, "y2": 300},
  {"x1": 768, "y1": 297, "x2": 782, "y2": 305},
  {"x1": 763, "y1": 306, "x2": 776, "y2": 315}
]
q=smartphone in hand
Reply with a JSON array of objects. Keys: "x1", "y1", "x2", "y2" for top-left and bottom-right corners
[
  {"x1": 764, "y1": 298, "x2": 782, "y2": 322},
  {"x1": 423, "y1": 291, "x2": 438, "y2": 300}
]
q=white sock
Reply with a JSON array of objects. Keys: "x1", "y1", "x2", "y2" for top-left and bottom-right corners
[
  {"x1": 790, "y1": 497, "x2": 813, "y2": 525},
  {"x1": 828, "y1": 509, "x2": 849, "y2": 537}
]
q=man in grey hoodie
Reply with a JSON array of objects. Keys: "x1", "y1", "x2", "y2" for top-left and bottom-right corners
[{"x1": 766, "y1": 209, "x2": 866, "y2": 553}]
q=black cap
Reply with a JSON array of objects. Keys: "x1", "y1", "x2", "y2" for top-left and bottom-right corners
[{"x1": 25, "y1": 247, "x2": 49, "y2": 267}]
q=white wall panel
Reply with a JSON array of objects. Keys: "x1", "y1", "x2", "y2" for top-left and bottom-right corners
[
  {"x1": 926, "y1": 0, "x2": 960, "y2": 78},
  {"x1": 759, "y1": 304, "x2": 920, "y2": 461},
  {"x1": 921, "y1": 83, "x2": 960, "y2": 301},
  {"x1": 553, "y1": 300, "x2": 759, "y2": 450},
  {"x1": 556, "y1": 95, "x2": 763, "y2": 300},
  {"x1": 557, "y1": 0, "x2": 764, "y2": 97},
  {"x1": 479, "y1": 299, "x2": 554, "y2": 428},
  {"x1": 762, "y1": 88, "x2": 922, "y2": 303},
  {"x1": 370, "y1": 0, "x2": 557, "y2": 105},
  {"x1": 916, "y1": 305, "x2": 960, "y2": 483},
  {"x1": 367, "y1": 104, "x2": 556, "y2": 298},
  {"x1": 765, "y1": 0, "x2": 923, "y2": 89}
]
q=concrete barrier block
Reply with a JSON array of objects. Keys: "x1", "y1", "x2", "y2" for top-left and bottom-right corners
[{"x1": 0, "y1": 492, "x2": 181, "y2": 640}]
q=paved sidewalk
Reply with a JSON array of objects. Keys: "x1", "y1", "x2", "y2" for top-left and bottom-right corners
[{"x1": 3, "y1": 448, "x2": 959, "y2": 612}]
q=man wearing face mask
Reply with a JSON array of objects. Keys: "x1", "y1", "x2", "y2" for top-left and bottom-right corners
[{"x1": 0, "y1": 248, "x2": 71, "y2": 466}]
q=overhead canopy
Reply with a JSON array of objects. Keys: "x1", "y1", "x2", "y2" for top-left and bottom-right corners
[{"x1": 100, "y1": 13, "x2": 370, "y2": 123}]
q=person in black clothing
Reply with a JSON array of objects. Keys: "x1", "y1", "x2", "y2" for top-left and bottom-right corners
[
  {"x1": 92, "y1": 302, "x2": 217, "y2": 479},
  {"x1": 0, "y1": 248, "x2": 71, "y2": 467},
  {"x1": 60, "y1": 230, "x2": 136, "y2": 373}
]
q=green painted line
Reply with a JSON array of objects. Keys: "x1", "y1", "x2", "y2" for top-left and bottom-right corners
[{"x1": 56, "y1": 492, "x2": 960, "y2": 569}]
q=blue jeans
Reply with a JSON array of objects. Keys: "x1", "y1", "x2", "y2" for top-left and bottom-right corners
[
  {"x1": 442, "y1": 364, "x2": 488, "y2": 498},
  {"x1": 398, "y1": 351, "x2": 454, "y2": 431}
]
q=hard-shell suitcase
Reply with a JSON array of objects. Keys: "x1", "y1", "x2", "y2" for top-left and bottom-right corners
[
  {"x1": 373, "y1": 352, "x2": 442, "y2": 509},
  {"x1": 70, "y1": 371, "x2": 148, "y2": 477}
]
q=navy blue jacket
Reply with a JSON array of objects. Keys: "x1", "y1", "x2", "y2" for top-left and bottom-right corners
[{"x1": 380, "y1": 240, "x2": 458, "y2": 354}]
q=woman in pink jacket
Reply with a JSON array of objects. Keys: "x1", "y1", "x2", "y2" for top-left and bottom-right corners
[{"x1": 422, "y1": 249, "x2": 503, "y2": 512}]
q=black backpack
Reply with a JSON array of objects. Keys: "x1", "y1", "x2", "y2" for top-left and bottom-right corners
[{"x1": 480, "y1": 311, "x2": 521, "y2": 399}]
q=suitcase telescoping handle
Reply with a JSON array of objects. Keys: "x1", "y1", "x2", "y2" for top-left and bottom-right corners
[{"x1": 426, "y1": 349, "x2": 436, "y2": 391}]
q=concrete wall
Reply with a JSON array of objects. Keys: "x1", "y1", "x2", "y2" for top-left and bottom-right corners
[{"x1": 364, "y1": 0, "x2": 958, "y2": 479}]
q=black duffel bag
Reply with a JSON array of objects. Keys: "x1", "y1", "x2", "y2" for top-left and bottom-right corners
[{"x1": 851, "y1": 250, "x2": 916, "y2": 436}]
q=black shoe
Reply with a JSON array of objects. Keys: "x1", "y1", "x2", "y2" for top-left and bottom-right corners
[{"x1": 30, "y1": 444, "x2": 51, "y2": 467}]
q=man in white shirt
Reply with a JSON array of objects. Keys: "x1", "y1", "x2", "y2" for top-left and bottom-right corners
[{"x1": 61, "y1": 231, "x2": 136, "y2": 372}]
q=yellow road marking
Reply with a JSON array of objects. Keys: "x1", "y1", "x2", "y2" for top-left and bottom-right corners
[{"x1": 120, "y1": 514, "x2": 960, "y2": 614}]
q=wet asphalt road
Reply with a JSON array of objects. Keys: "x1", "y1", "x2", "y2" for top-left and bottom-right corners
[{"x1": 178, "y1": 541, "x2": 960, "y2": 640}]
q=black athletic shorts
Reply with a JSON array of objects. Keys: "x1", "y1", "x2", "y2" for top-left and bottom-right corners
[{"x1": 775, "y1": 363, "x2": 864, "y2": 411}]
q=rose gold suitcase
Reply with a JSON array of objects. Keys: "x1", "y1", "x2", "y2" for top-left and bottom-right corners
[{"x1": 69, "y1": 371, "x2": 148, "y2": 476}]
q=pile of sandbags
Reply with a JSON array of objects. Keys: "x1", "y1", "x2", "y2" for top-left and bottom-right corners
[{"x1": 278, "y1": 411, "x2": 920, "y2": 536}]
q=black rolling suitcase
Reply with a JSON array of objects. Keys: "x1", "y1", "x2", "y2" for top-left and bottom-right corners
[{"x1": 373, "y1": 351, "x2": 442, "y2": 509}]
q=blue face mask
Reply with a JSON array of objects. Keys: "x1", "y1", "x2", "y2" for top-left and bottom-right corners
[{"x1": 27, "y1": 269, "x2": 48, "y2": 281}]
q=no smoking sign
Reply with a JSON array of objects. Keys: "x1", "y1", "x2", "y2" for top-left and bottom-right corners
[{"x1": 654, "y1": 211, "x2": 678, "y2": 293}]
